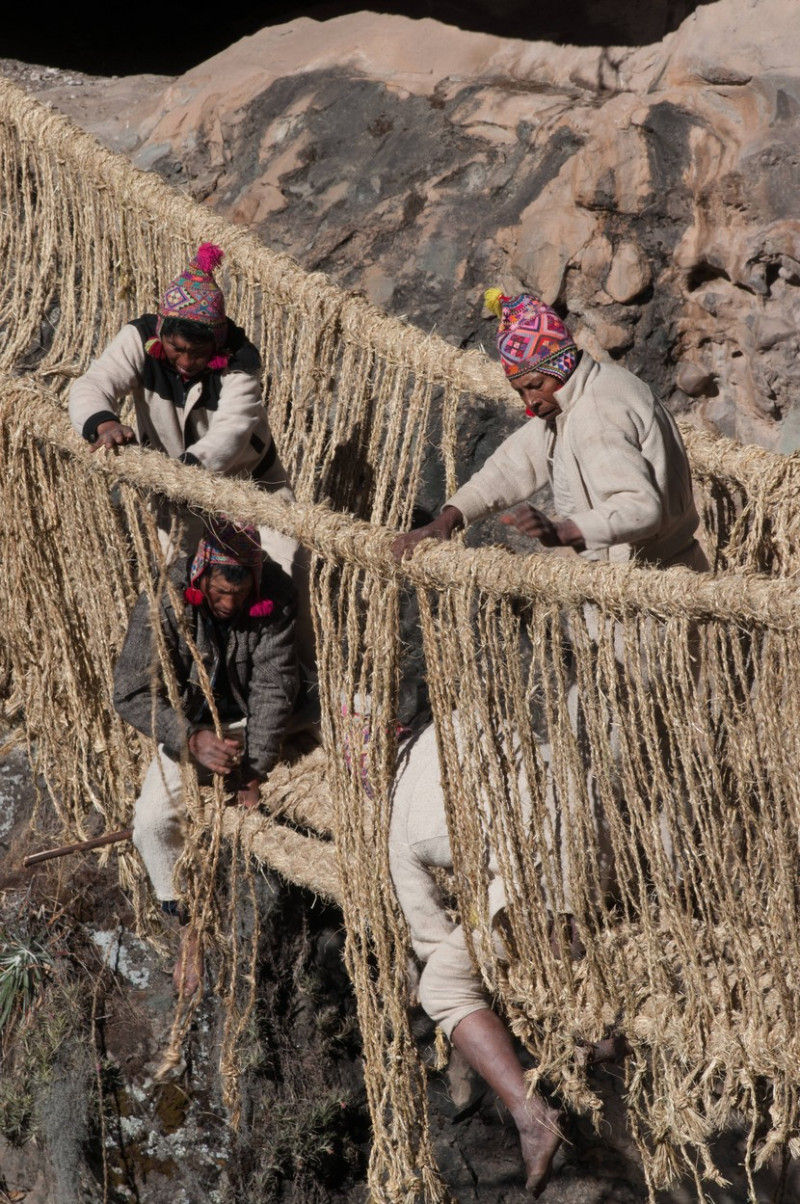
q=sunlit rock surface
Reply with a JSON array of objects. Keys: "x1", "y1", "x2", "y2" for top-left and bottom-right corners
[{"x1": 33, "y1": 0, "x2": 800, "y2": 452}]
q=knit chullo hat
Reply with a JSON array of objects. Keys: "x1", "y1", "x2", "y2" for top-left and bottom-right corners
[
  {"x1": 146, "y1": 243, "x2": 230, "y2": 370},
  {"x1": 185, "y1": 519, "x2": 273, "y2": 618},
  {"x1": 484, "y1": 289, "x2": 578, "y2": 384}
]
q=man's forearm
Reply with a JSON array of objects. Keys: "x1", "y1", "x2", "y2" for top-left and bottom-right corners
[{"x1": 68, "y1": 325, "x2": 143, "y2": 438}]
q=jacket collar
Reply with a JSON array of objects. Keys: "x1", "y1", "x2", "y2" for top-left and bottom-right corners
[{"x1": 552, "y1": 350, "x2": 598, "y2": 417}]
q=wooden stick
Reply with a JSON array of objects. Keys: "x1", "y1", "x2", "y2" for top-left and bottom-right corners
[{"x1": 22, "y1": 827, "x2": 133, "y2": 867}]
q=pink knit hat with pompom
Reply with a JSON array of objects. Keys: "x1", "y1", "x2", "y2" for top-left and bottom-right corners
[{"x1": 146, "y1": 243, "x2": 230, "y2": 370}]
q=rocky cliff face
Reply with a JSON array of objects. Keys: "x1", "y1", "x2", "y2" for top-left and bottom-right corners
[{"x1": 33, "y1": 0, "x2": 800, "y2": 453}]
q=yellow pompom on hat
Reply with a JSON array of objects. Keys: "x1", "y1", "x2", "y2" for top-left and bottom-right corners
[{"x1": 483, "y1": 287, "x2": 505, "y2": 320}]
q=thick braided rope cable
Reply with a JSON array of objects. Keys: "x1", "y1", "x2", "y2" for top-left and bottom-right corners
[{"x1": 4, "y1": 76, "x2": 800, "y2": 571}]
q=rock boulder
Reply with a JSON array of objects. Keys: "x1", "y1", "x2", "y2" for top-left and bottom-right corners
[{"x1": 31, "y1": 0, "x2": 800, "y2": 451}]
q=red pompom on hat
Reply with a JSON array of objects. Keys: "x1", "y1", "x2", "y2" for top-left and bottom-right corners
[{"x1": 194, "y1": 243, "x2": 224, "y2": 274}]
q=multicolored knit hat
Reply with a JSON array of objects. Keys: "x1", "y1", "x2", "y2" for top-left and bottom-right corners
[
  {"x1": 184, "y1": 519, "x2": 273, "y2": 618},
  {"x1": 484, "y1": 289, "x2": 578, "y2": 384},
  {"x1": 146, "y1": 243, "x2": 230, "y2": 370}
]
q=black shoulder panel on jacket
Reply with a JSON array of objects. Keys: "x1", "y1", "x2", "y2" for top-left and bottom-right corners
[
  {"x1": 258, "y1": 559, "x2": 298, "y2": 617},
  {"x1": 226, "y1": 319, "x2": 261, "y2": 376},
  {"x1": 129, "y1": 314, "x2": 158, "y2": 342}
]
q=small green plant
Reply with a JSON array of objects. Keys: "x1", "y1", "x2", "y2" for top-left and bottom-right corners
[
  {"x1": 251, "y1": 1089, "x2": 364, "y2": 1196},
  {"x1": 0, "y1": 925, "x2": 61, "y2": 1146},
  {"x1": 0, "y1": 926, "x2": 94, "y2": 1147},
  {"x1": 0, "y1": 1077, "x2": 34, "y2": 1144},
  {"x1": 0, "y1": 929, "x2": 53, "y2": 1045}
]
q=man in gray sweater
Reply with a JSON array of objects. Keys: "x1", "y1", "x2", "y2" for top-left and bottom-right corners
[
  {"x1": 114, "y1": 520, "x2": 298, "y2": 994},
  {"x1": 393, "y1": 289, "x2": 708, "y2": 572}
]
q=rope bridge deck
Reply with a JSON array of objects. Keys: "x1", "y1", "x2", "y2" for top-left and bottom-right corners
[{"x1": 3, "y1": 75, "x2": 800, "y2": 1201}]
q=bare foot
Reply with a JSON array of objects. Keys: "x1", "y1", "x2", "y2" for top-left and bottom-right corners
[
  {"x1": 173, "y1": 924, "x2": 204, "y2": 999},
  {"x1": 513, "y1": 1097, "x2": 565, "y2": 1197}
]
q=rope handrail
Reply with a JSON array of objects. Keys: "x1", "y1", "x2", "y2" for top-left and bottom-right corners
[
  {"x1": 9, "y1": 376, "x2": 800, "y2": 624},
  {"x1": 0, "y1": 75, "x2": 511, "y2": 400}
]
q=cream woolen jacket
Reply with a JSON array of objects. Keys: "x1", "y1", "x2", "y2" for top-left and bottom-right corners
[
  {"x1": 69, "y1": 316, "x2": 278, "y2": 478},
  {"x1": 447, "y1": 352, "x2": 700, "y2": 565}
]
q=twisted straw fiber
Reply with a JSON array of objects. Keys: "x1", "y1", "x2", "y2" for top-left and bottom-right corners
[
  {"x1": 4, "y1": 73, "x2": 800, "y2": 1201},
  {"x1": 5, "y1": 382, "x2": 800, "y2": 1200},
  {"x1": 0, "y1": 73, "x2": 499, "y2": 530}
]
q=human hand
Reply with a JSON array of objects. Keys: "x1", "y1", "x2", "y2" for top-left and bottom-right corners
[
  {"x1": 188, "y1": 730, "x2": 244, "y2": 775},
  {"x1": 391, "y1": 507, "x2": 464, "y2": 563},
  {"x1": 500, "y1": 504, "x2": 560, "y2": 545},
  {"x1": 91, "y1": 420, "x2": 135, "y2": 452},
  {"x1": 236, "y1": 780, "x2": 262, "y2": 810},
  {"x1": 499, "y1": 505, "x2": 586, "y2": 552}
]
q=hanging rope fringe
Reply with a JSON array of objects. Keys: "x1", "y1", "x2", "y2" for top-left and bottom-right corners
[{"x1": 3, "y1": 75, "x2": 800, "y2": 1202}]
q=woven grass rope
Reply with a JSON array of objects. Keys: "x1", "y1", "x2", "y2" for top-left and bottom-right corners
[{"x1": 4, "y1": 75, "x2": 800, "y2": 1201}]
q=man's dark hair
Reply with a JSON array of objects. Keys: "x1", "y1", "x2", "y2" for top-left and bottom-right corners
[
  {"x1": 160, "y1": 316, "x2": 216, "y2": 346},
  {"x1": 207, "y1": 563, "x2": 253, "y2": 586}
]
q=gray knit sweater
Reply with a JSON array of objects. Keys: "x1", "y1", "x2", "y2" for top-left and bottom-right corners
[{"x1": 114, "y1": 559, "x2": 298, "y2": 780}]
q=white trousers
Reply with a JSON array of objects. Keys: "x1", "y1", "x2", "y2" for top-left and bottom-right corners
[
  {"x1": 418, "y1": 925, "x2": 506, "y2": 1040},
  {"x1": 132, "y1": 747, "x2": 188, "y2": 902},
  {"x1": 132, "y1": 720, "x2": 245, "y2": 900}
]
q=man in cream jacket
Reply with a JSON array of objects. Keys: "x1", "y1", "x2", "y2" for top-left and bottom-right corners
[
  {"x1": 389, "y1": 291, "x2": 706, "y2": 1196},
  {"x1": 69, "y1": 243, "x2": 290, "y2": 500},
  {"x1": 393, "y1": 290, "x2": 708, "y2": 573}
]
